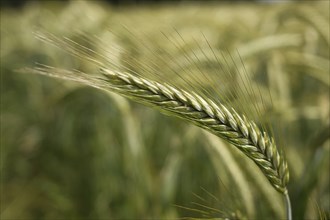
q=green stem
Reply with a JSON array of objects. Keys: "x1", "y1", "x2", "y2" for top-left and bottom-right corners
[{"x1": 285, "y1": 191, "x2": 292, "y2": 220}]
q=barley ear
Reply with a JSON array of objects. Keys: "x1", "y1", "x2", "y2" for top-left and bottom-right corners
[
  {"x1": 100, "y1": 68, "x2": 290, "y2": 194},
  {"x1": 100, "y1": 67, "x2": 292, "y2": 219}
]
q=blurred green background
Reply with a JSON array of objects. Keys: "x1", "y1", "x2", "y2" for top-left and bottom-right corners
[{"x1": 1, "y1": 1, "x2": 329, "y2": 219}]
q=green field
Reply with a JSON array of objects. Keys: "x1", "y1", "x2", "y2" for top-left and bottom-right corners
[{"x1": 1, "y1": 1, "x2": 329, "y2": 219}]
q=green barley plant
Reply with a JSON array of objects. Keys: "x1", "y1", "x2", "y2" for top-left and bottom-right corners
[{"x1": 1, "y1": 1, "x2": 329, "y2": 219}]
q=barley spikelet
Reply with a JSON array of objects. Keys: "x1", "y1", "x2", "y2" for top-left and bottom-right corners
[{"x1": 98, "y1": 68, "x2": 290, "y2": 193}]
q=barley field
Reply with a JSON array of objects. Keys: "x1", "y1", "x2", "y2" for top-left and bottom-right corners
[{"x1": 1, "y1": 1, "x2": 329, "y2": 219}]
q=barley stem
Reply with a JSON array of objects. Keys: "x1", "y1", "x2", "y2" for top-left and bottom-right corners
[{"x1": 285, "y1": 191, "x2": 292, "y2": 220}]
